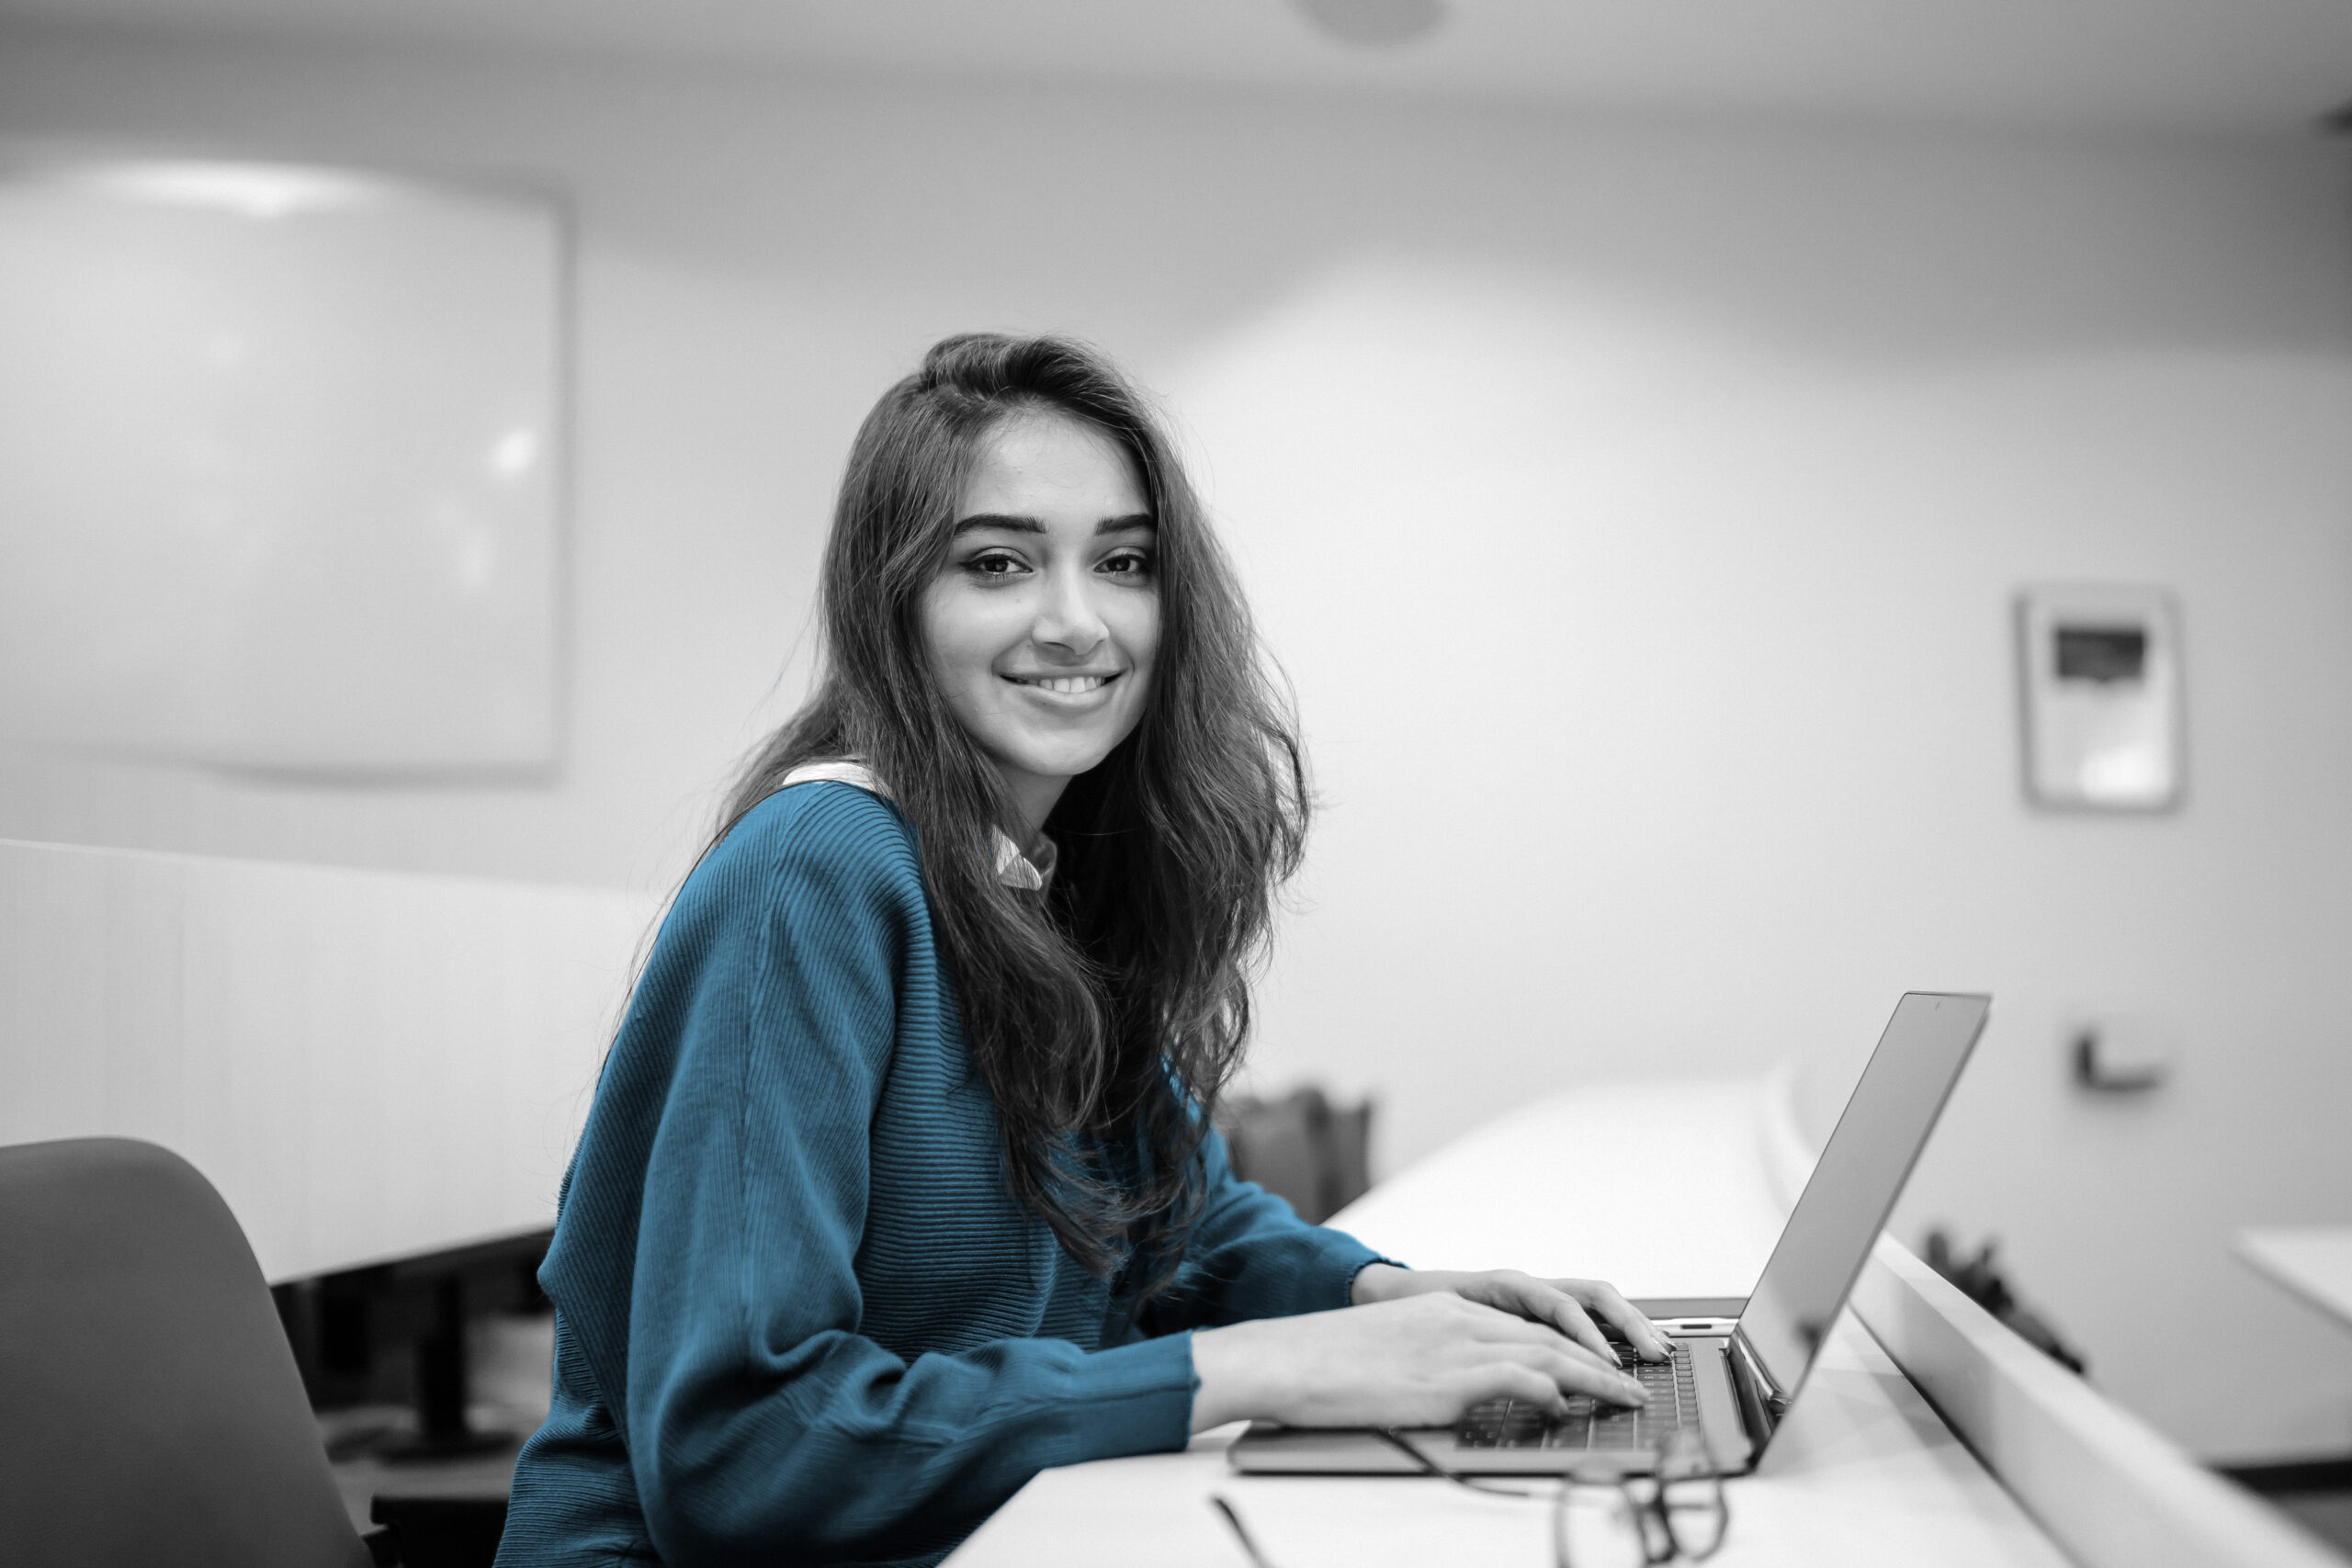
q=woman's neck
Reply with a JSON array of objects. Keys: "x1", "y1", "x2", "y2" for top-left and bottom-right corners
[{"x1": 993, "y1": 765, "x2": 1069, "y2": 844}]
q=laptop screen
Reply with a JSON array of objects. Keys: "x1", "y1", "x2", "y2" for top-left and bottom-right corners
[{"x1": 1737, "y1": 992, "x2": 1990, "y2": 1404}]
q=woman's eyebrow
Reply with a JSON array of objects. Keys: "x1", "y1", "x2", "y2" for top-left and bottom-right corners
[
  {"x1": 950, "y1": 517, "x2": 1044, "y2": 543},
  {"x1": 948, "y1": 513, "x2": 1156, "y2": 537},
  {"x1": 951, "y1": 513, "x2": 1044, "y2": 536}
]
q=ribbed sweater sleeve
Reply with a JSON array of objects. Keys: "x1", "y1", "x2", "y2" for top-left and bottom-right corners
[
  {"x1": 541, "y1": 789, "x2": 1195, "y2": 1566},
  {"x1": 1141, "y1": 1124, "x2": 1390, "y2": 1332}
]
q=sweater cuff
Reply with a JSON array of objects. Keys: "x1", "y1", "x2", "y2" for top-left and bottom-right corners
[
  {"x1": 1342, "y1": 1253, "x2": 1411, "y2": 1304},
  {"x1": 1057, "y1": 1329, "x2": 1198, "y2": 1462},
  {"x1": 1306, "y1": 1223, "x2": 1407, "y2": 1312}
]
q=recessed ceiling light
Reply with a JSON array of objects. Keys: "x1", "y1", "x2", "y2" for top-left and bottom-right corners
[{"x1": 1293, "y1": 0, "x2": 1450, "y2": 50}]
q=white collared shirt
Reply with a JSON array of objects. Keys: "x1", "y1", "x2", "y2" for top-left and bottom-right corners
[{"x1": 778, "y1": 759, "x2": 1057, "y2": 892}]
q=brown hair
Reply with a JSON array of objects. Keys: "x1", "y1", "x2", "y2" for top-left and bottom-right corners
[{"x1": 718, "y1": 333, "x2": 1308, "y2": 1296}]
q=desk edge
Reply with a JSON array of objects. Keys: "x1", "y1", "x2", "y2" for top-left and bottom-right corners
[{"x1": 1854, "y1": 1234, "x2": 2338, "y2": 1568}]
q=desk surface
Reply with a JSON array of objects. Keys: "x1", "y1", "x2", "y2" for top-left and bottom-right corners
[
  {"x1": 2235, "y1": 1226, "x2": 2352, "y2": 1332},
  {"x1": 949, "y1": 1077, "x2": 2067, "y2": 1568}
]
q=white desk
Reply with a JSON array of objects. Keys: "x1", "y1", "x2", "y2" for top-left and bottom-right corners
[
  {"x1": 950, "y1": 1077, "x2": 2067, "y2": 1568},
  {"x1": 2235, "y1": 1227, "x2": 2352, "y2": 1334}
]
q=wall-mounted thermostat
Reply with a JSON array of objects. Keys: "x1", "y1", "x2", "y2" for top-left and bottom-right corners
[{"x1": 2017, "y1": 585, "x2": 2183, "y2": 811}]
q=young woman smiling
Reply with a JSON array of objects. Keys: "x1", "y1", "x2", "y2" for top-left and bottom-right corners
[{"x1": 495, "y1": 335, "x2": 1664, "y2": 1568}]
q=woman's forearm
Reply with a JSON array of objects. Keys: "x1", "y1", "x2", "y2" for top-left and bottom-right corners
[
  {"x1": 1350, "y1": 1262, "x2": 1411, "y2": 1305},
  {"x1": 1189, "y1": 1318, "x2": 1283, "y2": 1432}
]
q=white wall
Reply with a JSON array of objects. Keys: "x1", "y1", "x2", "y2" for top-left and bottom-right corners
[
  {"x1": 1, "y1": 22, "x2": 2347, "y2": 1461},
  {"x1": 0, "y1": 839, "x2": 643, "y2": 1280},
  {"x1": 1160, "y1": 152, "x2": 2352, "y2": 1462}
]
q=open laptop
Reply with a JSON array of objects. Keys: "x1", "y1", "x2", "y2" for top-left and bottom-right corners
[{"x1": 1228, "y1": 990, "x2": 1991, "y2": 1479}]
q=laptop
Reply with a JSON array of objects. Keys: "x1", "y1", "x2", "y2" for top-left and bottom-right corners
[{"x1": 1227, "y1": 990, "x2": 1991, "y2": 1479}]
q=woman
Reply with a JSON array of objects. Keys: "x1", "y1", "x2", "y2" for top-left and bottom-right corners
[{"x1": 497, "y1": 333, "x2": 1664, "y2": 1568}]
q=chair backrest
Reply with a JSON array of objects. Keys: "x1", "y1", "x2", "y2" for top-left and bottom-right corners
[
  {"x1": 0, "y1": 1137, "x2": 373, "y2": 1568},
  {"x1": 1219, "y1": 1087, "x2": 1373, "y2": 1224}
]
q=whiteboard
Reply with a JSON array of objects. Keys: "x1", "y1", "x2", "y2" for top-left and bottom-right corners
[{"x1": 0, "y1": 159, "x2": 564, "y2": 775}]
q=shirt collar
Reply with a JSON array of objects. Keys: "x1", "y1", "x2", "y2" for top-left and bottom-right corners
[{"x1": 778, "y1": 759, "x2": 1056, "y2": 893}]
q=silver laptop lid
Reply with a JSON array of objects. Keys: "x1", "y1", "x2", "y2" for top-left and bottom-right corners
[{"x1": 1735, "y1": 992, "x2": 1991, "y2": 1414}]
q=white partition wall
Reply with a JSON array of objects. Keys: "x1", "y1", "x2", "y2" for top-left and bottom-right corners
[{"x1": 0, "y1": 839, "x2": 644, "y2": 1280}]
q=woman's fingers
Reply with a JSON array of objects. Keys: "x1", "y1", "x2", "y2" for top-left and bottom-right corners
[
  {"x1": 1533, "y1": 1288, "x2": 1615, "y2": 1366},
  {"x1": 1467, "y1": 1271, "x2": 1623, "y2": 1367},
  {"x1": 1453, "y1": 1359, "x2": 1574, "y2": 1416},
  {"x1": 1553, "y1": 1279, "x2": 1674, "y2": 1362},
  {"x1": 1472, "y1": 1339, "x2": 1648, "y2": 1408},
  {"x1": 1401, "y1": 1296, "x2": 1645, "y2": 1405},
  {"x1": 1376, "y1": 1269, "x2": 1674, "y2": 1367},
  {"x1": 1445, "y1": 1293, "x2": 1620, "y2": 1374}
]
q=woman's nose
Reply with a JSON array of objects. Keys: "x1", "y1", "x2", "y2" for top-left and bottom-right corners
[{"x1": 1031, "y1": 563, "x2": 1108, "y2": 655}]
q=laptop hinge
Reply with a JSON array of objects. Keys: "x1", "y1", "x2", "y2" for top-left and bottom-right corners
[{"x1": 1728, "y1": 1326, "x2": 1792, "y2": 1443}]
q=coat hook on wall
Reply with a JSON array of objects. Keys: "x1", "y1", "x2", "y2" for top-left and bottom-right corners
[{"x1": 2070, "y1": 1023, "x2": 2170, "y2": 1093}]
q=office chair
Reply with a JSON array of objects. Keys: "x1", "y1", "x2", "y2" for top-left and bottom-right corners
[
  {"x1": 0, "y1": 1136, "x2": 390, "y2": 1568},
  {"x1": 1218, "y1": 1086, "x2": 1373, "y2": 1224}
]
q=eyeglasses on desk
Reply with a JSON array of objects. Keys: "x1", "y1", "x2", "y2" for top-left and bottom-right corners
[{"x1": 1209, "y1": 1427, "x2": 1729, "y2": 1568}]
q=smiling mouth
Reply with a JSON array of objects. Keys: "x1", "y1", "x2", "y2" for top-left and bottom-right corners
[{"x1": 1005, "y1": 673, "x2": 1118, "y2": 694}]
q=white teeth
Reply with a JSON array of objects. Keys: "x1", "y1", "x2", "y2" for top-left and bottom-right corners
[{"x1": 1015, "y1": 674, "x2": 1110, "y2": 694}]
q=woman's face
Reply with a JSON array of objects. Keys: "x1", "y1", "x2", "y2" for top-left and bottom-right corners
[{"x1": 922, "y1": 410, "x2": 1159, "y2": 832}]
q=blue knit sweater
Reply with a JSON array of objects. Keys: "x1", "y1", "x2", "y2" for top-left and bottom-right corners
[{"x1": 494, "y1": 783, "x2": 1383, "y2": 1568}]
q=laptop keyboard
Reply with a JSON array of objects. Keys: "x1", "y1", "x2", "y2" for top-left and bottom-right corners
[{"x1": 1454, "y1": 1341, "x2": 1698, "y2": 1450}]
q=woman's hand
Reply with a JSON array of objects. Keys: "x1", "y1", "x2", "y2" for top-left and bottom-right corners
[
  {"x1": 1188, "y1": 1292, "x2": 1651, "y2": 1434},
  {"x1": 1350, "y1": 1264, "x2": 1672, "y2": 1367}
]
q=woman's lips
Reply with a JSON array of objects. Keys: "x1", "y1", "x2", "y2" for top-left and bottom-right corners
[{"x1": 1002, "y1": 672, "x2": 1117, "y2": 694}]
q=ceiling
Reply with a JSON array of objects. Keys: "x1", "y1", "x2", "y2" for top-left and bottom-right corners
[{"x1": 3, "y1": 0, "x2": 2351, "y2": 134}]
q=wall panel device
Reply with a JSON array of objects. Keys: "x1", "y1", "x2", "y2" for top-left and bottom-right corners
[{"x1": 0, "y1": 159, "x2": 564, "y2": 775}]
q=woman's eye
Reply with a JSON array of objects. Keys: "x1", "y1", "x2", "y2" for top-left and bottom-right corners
[
  {"x1": 967, "y1": 552, "x2": 1026, "y2": 577},
  {"x1": 1100, "y1": 551, "x2": 1155, "y2": 581}
]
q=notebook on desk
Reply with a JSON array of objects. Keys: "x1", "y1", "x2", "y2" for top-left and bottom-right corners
[{"x1": 1228, "y1": 990, "x2": 1991, "y2": 1480}]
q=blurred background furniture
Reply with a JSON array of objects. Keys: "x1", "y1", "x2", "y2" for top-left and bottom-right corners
[
  {"x1": 1216, "y1": 1085, "x2": 1371, "y2": 1224},
  {"x1": 2225, "y1": 1227, "x2": 2352, "y2": 1552},
  {"x1": 2236, "y1": 1227, "x2": 2352, "y2": 1336},
  {"x1": 0, "y1": 1135, "x2": 383, "y2": 1568},
  {"x1": 288, "y1": 1235, "x2": 552, "y2": 1568}
]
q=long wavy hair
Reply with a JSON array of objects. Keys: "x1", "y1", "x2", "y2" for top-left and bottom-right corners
[{"x1": 717, "y1": 333, "x2": 1308, "y2": 1296}]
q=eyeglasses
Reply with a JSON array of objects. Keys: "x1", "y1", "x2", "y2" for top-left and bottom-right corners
[
  {"x1": 1551, "y1": 1430, "x2": 1729, "y2": 1568},
  {"x1": 1208, "y1": 1428, "x2": 1728, "y2": 1568}
]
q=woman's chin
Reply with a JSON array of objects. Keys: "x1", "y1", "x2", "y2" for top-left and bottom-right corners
[
  {"x1": 979, "y1": 713, "x2": 1142, "y2": 780},
  {"x1": 987, "y1": 735, "x2": 1125, "y2": 790},
  {"x1": 1003, "y1": 750, "x2": 1111, "y2": 785}
]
